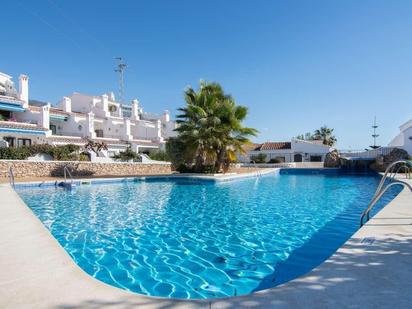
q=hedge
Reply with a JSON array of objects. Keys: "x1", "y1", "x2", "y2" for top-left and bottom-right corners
[{"x1": 0, "y1": 144, "x2": 81, "y2": 161}]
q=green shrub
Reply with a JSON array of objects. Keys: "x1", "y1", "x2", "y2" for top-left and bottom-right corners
[
  {"x1": 79, "y1": 152, "x2": 90, "y2": 161},
  {"x1": 148, "y1": 150, "x2": 169, "y2": 161},
  {"x1": 112, "y1": 146, "x2": 141, "y2": 162},
  {"x1": 268, "y1": 158, "x2": 282, "y2": 163},
  {"x1": 0, "y1": 144, "x2": 80, "y2": 160},
  {"x1": 251, "y1": 153, "x2": 267, "y2": 163}
]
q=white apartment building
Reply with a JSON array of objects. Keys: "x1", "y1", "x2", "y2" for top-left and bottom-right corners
[
  {"x1": 388, "y1": 118, "x2": 412, "y2": 155},
  {"x1": 247, "y1": 139, "x2": 333, "y2": 163},
  {"x1": 0, "y1": 71, "x2": 177, "y2": 160}
]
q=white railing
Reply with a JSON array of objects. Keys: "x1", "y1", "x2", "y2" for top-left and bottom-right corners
[
  {"x1": 360, "y1": 160, "x2": 412, "y2": 226},
  {"x1": 8, "y1": 166, "x2": 15, "y2": 188},
  {"x1": 340, "y1": 147, "x2": 394, "y2": 159}
]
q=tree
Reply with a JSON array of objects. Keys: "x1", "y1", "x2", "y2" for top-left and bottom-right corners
[
  {"x1": 313, "y1": 126, "x2": 337, "y2": 146},
  {"x1": 148, "y1": 150, "x2": 169, "y2": 161},
  {"x1": 252, "y1": 153, "x2": 267, "y2": 163},
  {"x1": 84, "y1": 139, "x2": 108, "y2": 157},
  {"x1": 112, "y1": 146, "x2": 140, "y2": 162},
  {"x1": 295, "y1": 132, "x2": 314, "y2": 141},
  {"x1": 171, "y1": 81, "x2": 258, "y2": 173}
]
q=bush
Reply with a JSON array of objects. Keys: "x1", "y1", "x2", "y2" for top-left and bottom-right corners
[
  {"x1": 0, "y1": 144, "x2": 80, "y2": 160},
  {"x1": 79, "y1": 152, "x2": 91, "y2": 161},
  {"x1": 251, "y1": 153, "x2": 267, "y2": 163},
  {"x1": 268, "y1": 158, "x2": 282, "y2": 163},
  {"x1": 166, "y1": 137, "x2": 196, "y2": 171},
  {"x1": 148, "y1": 150, "x2": 169, "y2": 161},
  {"x1": 112, "y1": 146, "x2": 141, "y2": 162}
]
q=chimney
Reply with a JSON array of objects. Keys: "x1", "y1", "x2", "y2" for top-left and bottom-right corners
[
  {"x1": 162, "y1": 110, "x2": 170, "y2": 122},
  {"x1": 61, "y1": 97, "x2": 72, "y2": 113},
  {"x1": 18, "y1": 74, "x2": 29, "y2": 108}
]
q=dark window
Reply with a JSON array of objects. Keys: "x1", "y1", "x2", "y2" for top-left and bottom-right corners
[
  {"x1": 310, "y1": 155, "x2": 322, "y2": 162},
  {"x1": 3, "y1": 136, "x2": 15, "y2": 147},
  {"x1": 294, "y1": 153, "x2": 303, "y2": 162},
  {"x1": 50, "y1": 124, "x2": 57, "y2": 135},
  {"x1": 95, "y1": 129, "x2": 104, "y2": 137},
  {"x1": 0, "y1": 110, "x2": 11, "y2": 120},
  {"x1": 17, "y1": 138, "x2": 31, "y2": 147}
]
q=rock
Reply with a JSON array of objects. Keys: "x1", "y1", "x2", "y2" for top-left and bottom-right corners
[
  {"x1": 370, "y1": 148, "x2": 410, "y2": 172},
  {"x1": 324, "y1": 150, "x2": 340, "y2": 168}
]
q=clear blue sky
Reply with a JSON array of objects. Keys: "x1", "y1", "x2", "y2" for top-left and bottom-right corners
[{"x1": 2, "y1": 0, "x2": 412, "y2": 149}]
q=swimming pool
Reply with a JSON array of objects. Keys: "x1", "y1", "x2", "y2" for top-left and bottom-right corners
[{"x1": 16, "y1": 171, "x2": 400, "y2": 299}]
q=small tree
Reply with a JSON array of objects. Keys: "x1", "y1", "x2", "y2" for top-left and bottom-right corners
[
  {"x1": 149, "y1": 150, "x2": 169, "y2": 161},
  {"x1": 112, "y1": 146, "x2": 140, "y2": 162},
  {"x1": 296, "y1": 132, "x2": 314, "y2": 141},
  {"x1": 252, "y1": 153, "x2": 267, "y2": 163},
  {"x1": 84, "y1": 139, "x2": 108, "y2": 157}
]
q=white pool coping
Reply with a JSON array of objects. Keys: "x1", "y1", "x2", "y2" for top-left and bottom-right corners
[{"x1": 0, "y1": 174, "x2": 411, "y2": 308}]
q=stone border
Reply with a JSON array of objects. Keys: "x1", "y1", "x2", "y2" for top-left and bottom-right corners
[
  {"x1": 0, "y1": 159, "x2": 172, "y2": 178},
  {"x1": 1, "y1": 174, "x2": 411, "y2": 308}
]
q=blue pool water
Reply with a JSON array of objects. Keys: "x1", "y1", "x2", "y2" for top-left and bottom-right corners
[{"x1": 16, "y1": 172, "x2": 400, "y2": 299}]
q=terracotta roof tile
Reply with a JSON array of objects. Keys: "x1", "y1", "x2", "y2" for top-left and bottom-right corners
[
  {"x1": 254, "y1": 142, "x2": 291, "y2": 151},
  {"x1": 50, "y1": 108, "x2": 71, "y2": 116}
]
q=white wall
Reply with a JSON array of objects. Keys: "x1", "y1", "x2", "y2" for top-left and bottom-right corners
[
  {"x1": 388, "y1": 121, "x2": 412, "y2": 155},
  {"x1": 249, "y1": 150, "x2": 293, "y2": 162}
]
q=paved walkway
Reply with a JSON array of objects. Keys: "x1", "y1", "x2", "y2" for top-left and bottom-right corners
[{"x1": 0, "y1": 178, "x2": 411, "y2": 308}]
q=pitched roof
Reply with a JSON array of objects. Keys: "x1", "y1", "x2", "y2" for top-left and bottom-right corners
[{"x1": 254, "y1": 142, "x2": 291, "y2": 151}]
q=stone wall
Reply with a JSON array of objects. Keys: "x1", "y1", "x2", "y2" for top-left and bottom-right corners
[{"x1": 0, "y1": 160, "x2": 172, "y2": 178}]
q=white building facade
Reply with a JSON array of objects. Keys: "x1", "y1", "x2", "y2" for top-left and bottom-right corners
[
  {"x1": 0, "y1": 71, "x2": 177, "y2": 160},
  {"x1": 388, "y1": 118, "x2": 412, "y2": 155},
  {"x1": 247, "y1": 139, "x2": 333, "y2": 163}
]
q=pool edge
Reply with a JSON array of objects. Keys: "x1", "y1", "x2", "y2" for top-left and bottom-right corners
[{"x1": 1, "y1": 177, "x2": 411, "y2": 308}]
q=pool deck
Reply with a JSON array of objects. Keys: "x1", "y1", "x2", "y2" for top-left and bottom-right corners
[{"x1": 0, "y1": 173, "x2": 411, "y2": 308}]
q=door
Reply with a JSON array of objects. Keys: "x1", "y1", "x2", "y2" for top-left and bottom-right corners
[{"x1": 294, "y1": 153, "x2": 303, "y2": 162}]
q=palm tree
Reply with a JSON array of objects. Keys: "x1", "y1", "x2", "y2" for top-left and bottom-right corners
[
  {"x1": 313, "y1": 126, "x2": 337, "y2": 146},
  {"x1": 174, "y1": 81, "x2": 257, "y2": 173}
]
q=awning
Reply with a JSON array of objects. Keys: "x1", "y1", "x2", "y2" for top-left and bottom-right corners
[
  {"x1": 0, "y1": 102, "x2": 25, "y2": 112},
  {"x1": 50, "y1": 114, "x2": 68, "y2": 121},
  {"x1": 0, "y1": 127, "x2": 47, "y2": 135}
]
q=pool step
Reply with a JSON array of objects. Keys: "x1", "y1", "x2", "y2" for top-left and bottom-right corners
[{"x1": 57, "y1": 181, "x2": 76, "y2": 190}]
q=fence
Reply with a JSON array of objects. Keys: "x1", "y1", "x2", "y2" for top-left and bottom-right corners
[{"x1": 339, "y1": 147, "x2": 394, "y2": 159}]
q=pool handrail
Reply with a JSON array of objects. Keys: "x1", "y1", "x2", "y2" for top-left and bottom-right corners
[
  {"x1": 360, "y1": 159, "x2": 412, "y2": 226},
  {"x1": 8, "y1": 166, "x2": 15, "y2": 189},
  {"x1": 360, "y1": 180, "x2": 412, "y2": 226},
  {"x1": 63, "y1": 166, "x2": 74, "y2": 185},
  {"x1": 371, "y1": 160, "x2": 412, "y2": 202}
]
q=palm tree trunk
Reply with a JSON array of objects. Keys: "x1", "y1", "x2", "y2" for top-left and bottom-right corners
[{"x1": 215, "y1": 148, "x2": 226, "y2": 173}]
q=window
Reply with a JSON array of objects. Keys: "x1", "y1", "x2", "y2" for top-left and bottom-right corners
[
  {"x1": 310, "y1": 155, "x2": 322, "y2": 162},
  {"x1": 50, "y1": 124, "x2": 57, "y2": 135},
  {"x1": 95, "y1": 129, "x2": 104, "y2": 137},
  {"x1": 17, "y1": 138, "x2": 31, "y2": 147},
  {"x1": 0, "y1": 110, "x2": 11, "y2": 120},
  {"x1": 3, "y1": 136, "x2": 15, "y2": 147}
]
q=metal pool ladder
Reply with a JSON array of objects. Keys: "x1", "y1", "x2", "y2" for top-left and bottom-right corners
[
  {"x1": 360, "y1": 160, "x2": 412, "y2": 226},
  {"x1": 8, "y1": 166, "x2": 15, "y2": 189},
  {"x1": 62, "y1": 166, "x2": 76, "y2": 190}
]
